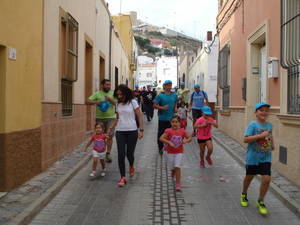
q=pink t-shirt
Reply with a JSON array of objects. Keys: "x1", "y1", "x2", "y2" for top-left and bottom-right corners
[
  {"x1": 92, "y1": 134, "x2": 108, "y2": 152},
  {"x1": 164, "y1": 128, "x2": 188, "y2": 154},
  {"x1": 196, "y1": 117, "x2": 215, "y2": 140}
]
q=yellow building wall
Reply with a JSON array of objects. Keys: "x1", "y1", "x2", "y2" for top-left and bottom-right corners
[
  {"x1": 112, "y1": 15, "x2": 134, "y2": 87},
  {"x1": 0, "y1": 0, "x2": 43, "y2": 133}
]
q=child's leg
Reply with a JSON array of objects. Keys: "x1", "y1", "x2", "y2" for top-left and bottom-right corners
[
  {"x1": 199, "y1": 143, "x2": 206, "y2": 161},
  {"x1": 92, "y1": 157, "x2": 98, "y2": 171},
  {"x1": 242, "y1": 175, "x2": 255, "y2": 194},
  {"x1": 206, "y1": 140, "x2": 213, "y2": 157},
  {"x1": 100, "y1": 159, "x2": 106, "y2": 170},
  {"x1": 174, "y1": 167, "x2": 181, "y2": 185},
  {"x1": 258, "y1": 175, "x2": 271, "y2": 201}
]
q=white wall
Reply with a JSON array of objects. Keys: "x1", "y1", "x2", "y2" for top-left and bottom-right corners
[
  {"x1": 156, "y1": 56, "x2": 177, "y2": 88},
  {"x1": 187, "y1": 38, "x2": 218, "y2": 102},
  {"x1": 136, "y1": 65, "x2": 156, "y2": 87}
]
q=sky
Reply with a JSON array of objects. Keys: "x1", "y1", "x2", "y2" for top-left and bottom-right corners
[{"x1": 106, "y1": 0, "x2": 218, "y2": 40}]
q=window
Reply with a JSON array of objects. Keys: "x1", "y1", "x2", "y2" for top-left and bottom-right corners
[
  {"x1": 218, "y1": 45, "x2": 230, "y2": 109},
  {"x1": 146, "y1": 72, "x2": 152, "y2": 78},
  {"x1": 281, "y1": 0, "x2": 300, "y2": 114},
  {"x1": 288, "y1": 65, "x2": 300, "y2": 114},
  {"x1": 60, "y1": 11, "x2": 78, "y2": 116}
]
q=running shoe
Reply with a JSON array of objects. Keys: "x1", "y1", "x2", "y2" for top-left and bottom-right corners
[
  {"x1": 240, "y1": 194, "x2": 248, "y2": 207},
  {"x1": 89, "y1": 171, "x2": 96, "y2": 177},
  {"x1": 200, "y1": 160, "x2": 205, "y2": 168},
  {"x1": 206, "y1": 156, "x2": 213, "y2": 165},
  {"x1": 118, "y1": 177, "x2": 127, "y2": 187},
  {"x1": 256, "y1": 200, "x2": 268, "y2": 215},
  {"x1": 175, "y1": 184, "x2": 182, "y2": 192},
  {"x1": 100, "y1": 168, "x2": 106, "y2": 177},
  {"x1": 129, "y1": 166, "x2": 135, "y2": 177},
  {"x1": 106, "y1": 153, "x2": 112, "y2": 163}
]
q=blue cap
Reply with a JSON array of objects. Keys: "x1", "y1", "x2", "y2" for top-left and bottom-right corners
[
  {"x1": 255, "y1": 102, "x2": 270, "y2": 111},
  {"x1": 180, "y1": 82, "x2": 185, "y2": 85},
  {"x1": 194, "y1": 84, "x2": 200, "y2": 88},
  {"x1": 163, "y1": 80, "x2": 172, "y2": 85},
  {"x1": 135, "y1": 84, "x2": 139, "y2": 88},
  {"x1": 201, "y1": 106, "x2": 212, "y2": 115},
  {"x1": 98, "y1": 101, "x2": 110, "y2": 112},
  {"x1": 174, "y1": 86, "x2": 179, "y2": 89}
]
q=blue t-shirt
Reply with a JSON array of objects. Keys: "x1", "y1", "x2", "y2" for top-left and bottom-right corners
[
  {"x1": 244, "y1": 121, "x2": 273, "y2": 165},
  {"x1": 154, "y1": 92, "x2": 177, "y2": 121},
  {"x1": 191, "y1": 91, "x2": 207, "y2": 110}
]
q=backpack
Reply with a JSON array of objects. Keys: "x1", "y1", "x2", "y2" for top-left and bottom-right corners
[{"x1": 191, "y1": 91, "x2": 207, "y2": 100}]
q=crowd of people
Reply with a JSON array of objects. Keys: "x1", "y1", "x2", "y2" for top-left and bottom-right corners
[{"x1": 84, "y1": 78, "x2": 274, "y2": 215}]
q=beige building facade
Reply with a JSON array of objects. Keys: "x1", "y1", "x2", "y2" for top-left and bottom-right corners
[
  {"x1": 217, "y1": 0, "x2": 300, "y2": 186},
  {"x1": 0, "y1": 0, "x2": 131, "y2": 190}
]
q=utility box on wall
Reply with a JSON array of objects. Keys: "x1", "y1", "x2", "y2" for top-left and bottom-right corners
[{"x1": 267, "y1": 57, "x2": 279, "y2": 78}]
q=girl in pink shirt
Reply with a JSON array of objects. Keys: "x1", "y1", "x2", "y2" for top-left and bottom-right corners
[
  {"x1": 160, "y1": 115, "x2": 191, "y2": 191},
  {"x1": 84, "y1": 123, "x2": 109, "y2": 177},
  {"x1": 194, "y1": 106, "x2": 218, "y2": 168}
]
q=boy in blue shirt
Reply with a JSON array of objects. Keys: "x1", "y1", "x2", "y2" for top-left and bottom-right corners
[
  {"x1": 240, "y1": 102, "x2": 274, "y2": 215},
  {"x1": 154, "y1": 80, "x2": 177, "y2": 155}
]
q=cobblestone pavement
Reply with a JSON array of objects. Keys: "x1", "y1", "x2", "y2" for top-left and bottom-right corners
[
  {"x1": 0, "y1": 138, "x2": 90, "y2": 225},
  {"x1": 29, "y1": 117, "x2": 299, "y2": 225}
]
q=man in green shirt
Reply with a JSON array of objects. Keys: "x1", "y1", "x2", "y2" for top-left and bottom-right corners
[
  {"x1": 177, "y1": 82, "x2": 190, "y2": 107},
  {"x1": 87, "y1": 79, "x2": 116, "y2": 163}
]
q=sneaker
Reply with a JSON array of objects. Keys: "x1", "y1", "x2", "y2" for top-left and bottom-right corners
[
  {"x1": 175, "y1": 184, "x2": 182, "y2": 191},
  {"x1": 240, "y1": 194, "x2": 249, "y2": 207},
  {"x1": 100, "y1": 168, "x2": 106, "y2": 177},
  {"x1": 89, "y1": 171, "x2": 96, "y2": 177},
  {"x1": 129, "y1": 166, "x2": 135, "y2": 177},
  {"x1": 118, "y1": 177, "x2": 127, "y2": 187},
  {"x1": 206, "y1": 156, "x2": 213, "y2": 165},
  {"x1": 106, "y1": 153, "x2": 112, "y2": 163},
  {"x1": 256, "y1": 200, "x2": 268, "y2": 215},
  {"x1": 200, "y1": 160, "x2": 205, "y2": 168}
]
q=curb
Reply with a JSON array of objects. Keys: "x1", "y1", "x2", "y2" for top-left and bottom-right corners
[
  {"x1": 213, "y1": 135, "x2": 300, "y2": 217},
  {"x1": 5, "y1": 154, "x2": 92, "y2": 225}
]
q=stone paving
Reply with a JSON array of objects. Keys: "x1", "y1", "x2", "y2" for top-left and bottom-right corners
[
  {"x1": 0, "y1": 138, "x2": 90, "y2": 225},
  {"x1": 29, "y1": 117, "x2": 300, "y2": 225}
]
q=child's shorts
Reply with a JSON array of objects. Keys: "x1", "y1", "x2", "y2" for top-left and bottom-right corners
[
  {"x1": 167, "y1": 153, "x2": 183, "y2": 169},
  {"x1": 92, "y1": 150, "x2": 106, "y2": 159},
  {"x1": 246, "y1": 162, "x2": 271, "y2": 176},
  {"x1": 197, "y1": 138, "x2": 212, "y2": 144}
]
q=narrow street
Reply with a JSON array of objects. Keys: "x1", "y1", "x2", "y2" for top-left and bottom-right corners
[{"x1": 29, "y1": 116, "x2": 299, "y2": 225}]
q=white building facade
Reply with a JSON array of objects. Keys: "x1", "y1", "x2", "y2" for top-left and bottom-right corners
[
  {"x1": 187, "y1": 38, "x2": 219, "y2": 103},
  {"x1": 156, "y1": 56, "x2": 177, "y2": 88},
  {"x1": 136, "y1": 63, "x2": 156, "y2": 87}
]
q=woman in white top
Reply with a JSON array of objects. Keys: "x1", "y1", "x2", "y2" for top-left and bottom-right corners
[{"x1": 109, "y1": 84, "x2": 144, "y2": 187}]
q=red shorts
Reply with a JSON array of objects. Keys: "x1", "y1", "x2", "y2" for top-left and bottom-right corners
[{"x1": 180, "y1": 118, "x2": 187, "y2": 129}]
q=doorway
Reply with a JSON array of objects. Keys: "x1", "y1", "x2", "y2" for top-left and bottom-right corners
[
  {"x1": 100, "y1": 56, "x2": 105, "y2": 83},
  {"x1": 260, "y1": 46, "x2": 267, "y2": 102},
  {"x1": 115, "y1": 67, "x2": 119, "y2": 89},
  {"x1": 85, "y1": 41, "x2": 93, "y2": 131}
]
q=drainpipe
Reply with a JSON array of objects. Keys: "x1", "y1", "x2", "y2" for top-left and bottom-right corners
[{"x1": 109, "y1": 20, "x2": 113, "y2": 80}]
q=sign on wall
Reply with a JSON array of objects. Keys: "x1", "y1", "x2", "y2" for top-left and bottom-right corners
[{"x1": 8, "y1": 47, "x2": 17, "y2": 60}]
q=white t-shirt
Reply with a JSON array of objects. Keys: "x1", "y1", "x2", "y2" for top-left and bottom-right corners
[{"x1": 116, "y1": 100, "x2": 139, "y2": 131}]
